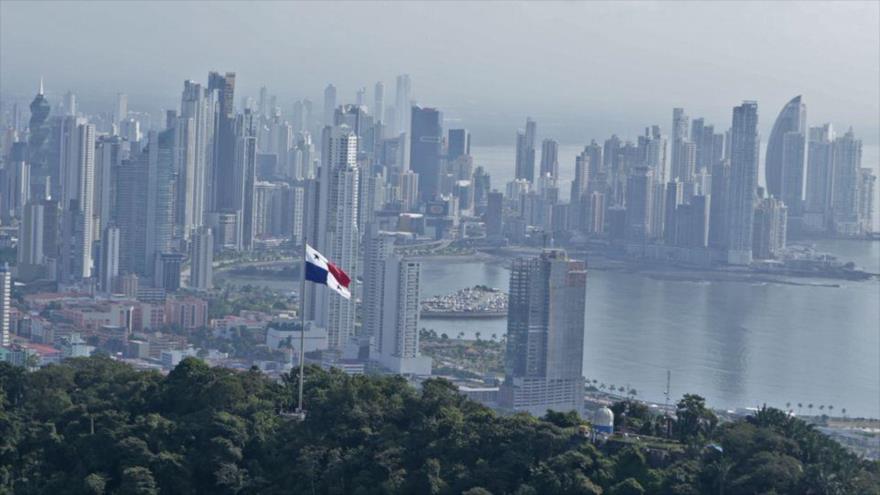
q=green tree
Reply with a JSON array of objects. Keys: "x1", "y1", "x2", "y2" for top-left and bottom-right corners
[
  {"x1": 118, "y1": 467, "x2": 159, "y2": 495},
  {"x1": 674, "y1": 394, "x2": 717, "y2": 443}
]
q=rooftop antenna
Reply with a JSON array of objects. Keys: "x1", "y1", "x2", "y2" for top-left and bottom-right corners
[{"x1": 39, "y1": 76, "x2": 44, "y2": 96}]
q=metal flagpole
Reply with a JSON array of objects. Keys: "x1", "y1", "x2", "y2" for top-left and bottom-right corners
[{"x1": 296, "y1": 237, "x2": 307, "y2": 418}]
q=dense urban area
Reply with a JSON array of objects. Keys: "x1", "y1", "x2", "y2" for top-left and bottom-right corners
[{"x1": 0, "y1": 53, "x2": 878, "y2": 492}]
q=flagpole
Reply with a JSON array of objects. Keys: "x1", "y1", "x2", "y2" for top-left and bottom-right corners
[{"x1": 297, "y1": 237, "x2": 307, "y2": 417}]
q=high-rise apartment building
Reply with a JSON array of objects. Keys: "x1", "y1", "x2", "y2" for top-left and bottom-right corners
[
  {"x1": 500, "y1": 249, "x2": 587, "y2": 416},
  {"x1": 307, "y1": 125, "x2": 359, "y2": 352},
  {"x1": 831, "y1": 129, "x2": 863, "y2": 234},
  {"x1": 752, "y1": 194, "x2": 787, "y2": 260},
  {"x1": 0, "y1": 264, "x2": 9, "y2": 347},
  {"x1": 322, "y1": 84, "x2": 337, "y2": 127},
  {"x1": 394, "y1": 74, "x2": 412, "y2": 136},
  {"x1": 100, "y1": 225, "x2": 120, "y2": 293},
  {"x1": 515, "y1": 118, "x2": 537, "y2": 182},
  {"x1": 727, "y1": 101, "x2": 760, "y2": 265},
  {"x1": 373, "y1": 81, "x2": 385, "y2": 125},
  {"x1": 625, "y1": 167, "x2": 655, "y2": 240},
  {"x1": 190, "y1": 226, "x2": 214, "y2": 291},
  {"x1": 540, "y1": 139, "x2": 559, "y2": 179},
  {"x1": 804, "y1": 124, "x2": 834, "y2": 231}
]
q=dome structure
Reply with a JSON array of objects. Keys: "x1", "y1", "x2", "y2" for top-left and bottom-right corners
[{"x1": 593, "y1": 406, "x2": 614, "y2": 434}]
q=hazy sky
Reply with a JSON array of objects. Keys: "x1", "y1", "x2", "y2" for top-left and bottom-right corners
[{"x1": 2, "y1": 1, "x2": 878, "y2": 144}]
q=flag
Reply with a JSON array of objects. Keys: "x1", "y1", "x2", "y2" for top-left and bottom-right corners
[{"x1": 304, "y1": 244, "x2": 351, "y2": 299}]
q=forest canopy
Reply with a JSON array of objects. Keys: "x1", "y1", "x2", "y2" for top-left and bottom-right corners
[{"x1": 0, "y1": 356, "x2": 876, "y2": 494}]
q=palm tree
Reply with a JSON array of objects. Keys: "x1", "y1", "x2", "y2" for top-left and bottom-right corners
[
  {"x1": 491, "y1": 333, "x2": 497, "y2": 341},
  {"x1": 457, "y1": 331, "x2": 464, "y2": 340},
  {"x1": 819, "y1": 405, "x2": 825, "y2": 414},
  {"x1": 808, "y1": 403, "x2": 814, "y2": 416},
  {"x1": 841, "y1": 407, "x2": 847, "y2": 418},
  {"x1": 828, "y1": 405, "x2": 834, "y2": 416},
  {"x1": 785, "y1": 402, "x2": 791, "y2": 412},
  {"x1": 797, "y1": 402, "x2": 803, "y2": 414},
  {"x1": 475, "y1": 332, "x2": 481, "y2": 341}
]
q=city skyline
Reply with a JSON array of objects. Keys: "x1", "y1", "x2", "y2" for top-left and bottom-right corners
[{"x1": 2, "y1": 2, "x2": 878, "y2": 145}]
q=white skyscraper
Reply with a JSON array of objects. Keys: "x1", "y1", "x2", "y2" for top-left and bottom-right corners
[
  {"x1": 100, "y1": 226, "x2": 120, "y2": 293},
  {"x1": 309, "y1": 125, "x2": 359, "y2": 352},
  {"x1": 60, "y1": 121, "x2": 96, "y2": 279},
  {"x1": 173, "y1": 116, "x2": 197, "y2": 238},
  {"x1": 305, "y1": 125, "x2": 360, "y2": 352},
  {"x1": 377, "y1": 254, "x2": 430, "y2": 375},
  {"x1": 180, "y1": 80, "x2": 214, "y2": 229}
]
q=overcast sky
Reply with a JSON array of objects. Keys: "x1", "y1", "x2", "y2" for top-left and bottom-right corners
[{"x1": 1, "y1": 1, "x2": 878, "y2": 144}]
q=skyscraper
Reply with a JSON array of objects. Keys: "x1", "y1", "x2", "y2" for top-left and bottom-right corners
[
  {"x1": 765, "y1": 96, "x2": 806, "y2": 216},
  {"x1": 323, "y1": 84, "x2": 337, "y2": 126},
  {"x1": 18, "y1": 201, "x2": 44, "y2": 266},
  {"x1": 100, "y1": 225, "x2": 120, "y2": 293},
  {"x1": 500, "y1": 249, "x2": 587, "y2": 416},
  {"x1": 625, "y1": 167, "x2": 655, "y2": 240},
  {"x1": 447, "y1": 128, "x2": 470, "y2": 162},
  {"x1": 804, "y1": 124, "x2": 834, "y2": 231},
  {"x1": 59, "y1": 121, "x2": 95, "y2": 280},
  {"x1": 571, "y1": 148, "x2": 590, "y2": 205},
  {"x1": 409, "y1": 106, "x2": 443, "y2": 202},
  {"x1": 0, "y1": 264, "x2": 9, "y2": 347},
  {"x1": 191, "y1": 226, "x2": 214, "y2": 290},
  {"x1": 670, "y1": 108, "x2": 691, "y2": 181},
  {"x1": 727, "y1": 101, "x2": 760, "y2": 265},
  {"x1": 309, "y1": 125, "x2": 359, "y2": 352},
  {"x1": 116, "y1": 154, "x2": 148, "y2": 276},
  {"x1": 146, "y1": 130, "x2": 176, "y2": 279},
  {"x1": 94, "y1": 135, "x2": 124, "y2": 240},
  {"x1": 540, "y1": 138, "x2": 559, "y2": 179},
  {"x1": 233, "y1": 111, "x2": 258, "y2": 250},
  {"x1": 373, "y1": 81, "x2": 385, "y2": 124},
  {"x1": 752, "y1": 194, "x2": 787, "y2": 259},
  {"x1": 515, "y1": 118, "x2": 537, "y2": 182},
  {"x1": 394, "y1": 74, "x2": 412, "y2": 135},
  {"x1": 377, "y1": 254, "x2": 429, "y2": 374},
  {"x1": 114, "y1": 93, "x2": 128, "y2": 124},
  {"x1": 486, "y1": 191, "x2": 504, "y2": 237},
  {"x1": 180, "y1": 80, "x2": 213, "y2": 230},
  {"x1": 208, "y1": 71, "x2": 236, "y2": 213},
  {"x1": 28, "y1": 79, "x2": 51, "y2": 186},
  {"x1": 831, "y1": 128, "x2": 863, "y2": 234}
]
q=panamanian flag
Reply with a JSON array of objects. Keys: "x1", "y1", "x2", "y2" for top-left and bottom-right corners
[{"x1": 304, "y1": 244, "x2": 352, "y2": 299}]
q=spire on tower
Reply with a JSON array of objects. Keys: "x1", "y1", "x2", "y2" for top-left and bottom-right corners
[{"x1": 39, "y1": 76, "x2": 44, "y2": 95}]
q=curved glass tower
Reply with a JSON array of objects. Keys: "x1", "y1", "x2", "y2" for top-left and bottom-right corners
[{"x1": 765, "y1": 96, "x2": 806, "y2": 213}]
